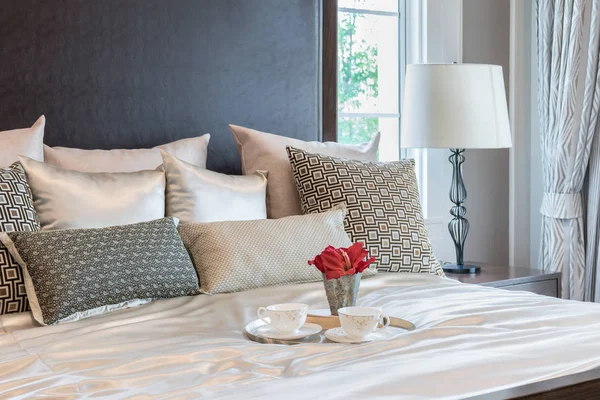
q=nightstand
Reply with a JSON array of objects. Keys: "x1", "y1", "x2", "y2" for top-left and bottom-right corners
[{"x1": 445, "y1": 265, "x2": 562, "y2": 298}]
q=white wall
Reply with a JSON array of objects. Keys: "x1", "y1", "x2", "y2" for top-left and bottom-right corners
[
  {"x1": 462, "y1": 0, "x2": 511, "y2": 265},
  {"x1": 420, "y1": 0, "x2": 463, "y2": 264},
  {"x1": 424, "y1": 0, "x2": 511, "y2": 266}
]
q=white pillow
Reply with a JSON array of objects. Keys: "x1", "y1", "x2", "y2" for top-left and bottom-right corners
[
  {"x1": 161, "y1": 150, "x2": 267, "y2": 224},
  {"x1": 0, "y1": 116, "x2": 45, "y2": 167},
  {"x1": 229, "y1": 125, "x2": 380, "y2": 219},
  {"x1": 20, "y1": 156, "x2": 166, "y2": 230},
  {"x1": 43, "y1": 134, "x2": 210, "y2": 172}
]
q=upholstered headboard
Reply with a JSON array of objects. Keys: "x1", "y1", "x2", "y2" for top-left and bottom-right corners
[{"x1": 0, "y1": 0, "x2": 321, "y2": 174}]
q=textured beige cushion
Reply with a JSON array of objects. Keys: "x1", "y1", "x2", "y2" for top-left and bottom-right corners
[
  {"x1": 179, "y1": 207, "x2": 365, "y2": 294},
  {"x1": 20, "y1": 157, "x2": 166, "y2": 230},
  {"x1": 0, "y1": 116, "x2": 45, "y2": 167},
  {"x1": 161, "y1": 150, "x2": 267, "y2": 224},
  {"x1": 43, "y1": 134, "x2": 210, "y2": 172},
  {"x1": 229, "y1": 125, "x2": 380, "y2": 219}
]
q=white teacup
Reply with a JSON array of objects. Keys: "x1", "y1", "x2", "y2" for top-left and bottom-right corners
[
  {"x1": 338, "y1": 306, "x2": 390, "y2": 339},
  {"x1": 257, "y1": 303, "x2": 308, "y2": 333}
]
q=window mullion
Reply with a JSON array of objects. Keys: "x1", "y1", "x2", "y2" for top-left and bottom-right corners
[
  {"x1": 339, "y1": 112, "x2": 400, "y2": 118},
  {"x1": 338, "y1": 7, "x2": 399, "y2": 17}
]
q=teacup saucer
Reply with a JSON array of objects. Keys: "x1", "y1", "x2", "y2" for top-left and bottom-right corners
[
  {"x1": 255, "y1": 322, "x2": 323, "y2": 340},
  {"x1": 324, "y1": 327, "x2": 394, "y2": 344}
]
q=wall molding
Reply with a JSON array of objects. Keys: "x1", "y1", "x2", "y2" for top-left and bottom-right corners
[{"x1": 509, "y1": 0, "x2": 532, "y2": 267}]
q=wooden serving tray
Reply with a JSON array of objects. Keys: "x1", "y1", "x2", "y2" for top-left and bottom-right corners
[
  {"x1": 244, "y1": 311, "x2": 416, "y2": 345},
  {"x1": 306, "y1": 314, "x2": 416, "y2": 331}
]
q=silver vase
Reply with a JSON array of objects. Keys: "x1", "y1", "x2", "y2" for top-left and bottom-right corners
[{"x1": 322, "y1": 273, "x2": 361, "y2": 316}]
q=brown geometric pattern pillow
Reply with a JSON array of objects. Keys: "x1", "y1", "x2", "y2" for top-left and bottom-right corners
[
  {"x1": 286, "y1": 147, "x2": 444, "y2": 276},
  {"x1": 0, "y1": 162, "x2": 40, "y2": 314}
]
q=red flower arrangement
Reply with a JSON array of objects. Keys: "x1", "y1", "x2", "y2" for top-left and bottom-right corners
[{"x1": 309, "y1": 242, "x2": 375, "y2": 280}]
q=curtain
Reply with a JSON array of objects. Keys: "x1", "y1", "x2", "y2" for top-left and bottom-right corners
[
  {"x1": 537, "y1": 0, "x2": 600, "y2": 300},
  {"x1": 583, "y1": 1, "x2": 600, "y2": 301}
]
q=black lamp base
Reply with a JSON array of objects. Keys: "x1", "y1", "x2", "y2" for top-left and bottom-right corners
[{"x1": 442, "y1": 264, "x2": 480, "y2": 274}]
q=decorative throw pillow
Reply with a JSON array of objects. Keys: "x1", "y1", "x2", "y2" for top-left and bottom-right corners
[
  {"x1": 161, "y1": 150, "x2": 267, "y2": 223},
  {"x1": 287, "y1": 146, "x2": 444, "y2": 276},
  {"x1": 20, "y1": 156, "x2": 165, "y2": 230},
  {"x1": 178, "y1": 207, "x2": 374, "y2": 295},
  {"x1": 0, "y1": 116, "x2": 45, "y2": 167},
  {"x1": 0, "y1": 163, "x2": 40, "y2": 314},
  {"x1": 43, "y1": 134, "x2": 210, "y2": 172},
  {"x1": 0, "y1": 218, "x2": 200, "y2": 325},
  {"x1": 229, "y1": 125, "x2": 380, "y2": 219}
]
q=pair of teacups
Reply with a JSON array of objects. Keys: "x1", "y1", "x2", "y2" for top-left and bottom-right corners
[{"x1": 257, "y1": 303, "x2": 390, "y2": 340}]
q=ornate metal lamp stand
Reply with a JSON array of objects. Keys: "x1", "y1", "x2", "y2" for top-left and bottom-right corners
[{"x1": 442, "y1": 149, "x2": 480, "y2": 274}]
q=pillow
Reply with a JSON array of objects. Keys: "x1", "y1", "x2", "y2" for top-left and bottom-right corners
[
  {"x1": 287, "y1": 146, "x2": 444, "y2": 276},
  {"x1": 0, "y1": 116, "x2": 45, "y2": 167},
  {"x1": 178, "y1": 207, "x2": 374, "y2": 294},
  {"x1": 229, "y1": 125, "x2": 380, "y2": 219},
  {"x1": 0, "y1": 218, "x2": 200, "y2": 325},
  {"x1": 161, "y1": 150, "x2": 267, "y2": 223},
  {"x1": 43, "y1": 134, "x2": 210, "y2": 172},
  {"x1": 20, "y1": 156, "x2": 165, "y2": 230},
  {"x1": 0, "y1": 163, "x2": 40, "y2": 315}
]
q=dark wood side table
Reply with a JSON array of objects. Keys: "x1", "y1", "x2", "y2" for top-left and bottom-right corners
[{"x1": 445, "y1": 265, "x2": 562, "y2": 298}]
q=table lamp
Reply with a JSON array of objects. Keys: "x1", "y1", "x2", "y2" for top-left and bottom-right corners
[{"x1": 400, "y1": 63, "x2": 512, "y2": 274}]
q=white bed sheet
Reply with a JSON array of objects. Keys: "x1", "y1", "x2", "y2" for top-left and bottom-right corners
[{"x1": 1, "y1": 273, "x2": 600, "y2": 399}]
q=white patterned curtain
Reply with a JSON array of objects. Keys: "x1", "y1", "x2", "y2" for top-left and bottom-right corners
[
  {"x1": 583, "y1": 1, "x2": 600, "y2": 301},
  {"x1": 537, "y1": 0, "x2": 600, "y2": 300}
]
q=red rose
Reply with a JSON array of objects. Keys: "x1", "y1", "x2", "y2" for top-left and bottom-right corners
[{"x1": 309, "y1": 242, "x2": 375, "y2": 280}]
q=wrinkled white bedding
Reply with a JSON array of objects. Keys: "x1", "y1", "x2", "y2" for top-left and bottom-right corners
[{"x1": 2, "y1": 273, "x2": 600, "y2": 399}]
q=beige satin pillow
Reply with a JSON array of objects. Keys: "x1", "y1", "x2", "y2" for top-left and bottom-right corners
[
  {"x1": 161, "y1": 151, "x2": 267, "y2": 224},
  {"x1": 0, "y1": 116, "x2": 45, "y2": 167},
  {"x1": 20, "y1": 157, "x2": 166, "y2": 230},
  {"x1": 229, "y1": 125, "x2": 380, "y2": 219},
  {"x1": 43, "y1": 134, "x2": 210, "y2": 172},
  {"x1": 179, "y1": 207, "x2": 360, "y2": 294}
]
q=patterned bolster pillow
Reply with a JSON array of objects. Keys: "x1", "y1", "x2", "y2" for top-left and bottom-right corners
[
  {"x1": 0, "y1": 217, "x2": 200, "y2": 325},
  {"x1": 178, "y1": 206, "x2": 376, "y2": 295}
]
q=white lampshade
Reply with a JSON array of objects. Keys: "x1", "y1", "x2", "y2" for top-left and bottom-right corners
[{"x1": 400, "y1": 63, "x2": 512, "y2": 149}]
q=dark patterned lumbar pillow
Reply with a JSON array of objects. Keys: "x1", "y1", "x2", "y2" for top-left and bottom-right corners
[
  {"x1": 286, "y1": 146, "x2": 443, "y2": 276},
  {"x1": 0, "y1": 217, "x2": 200, "y2": 325},
  {"x1": 0, "y1": 162, "x2": 40, "y2": 315}
]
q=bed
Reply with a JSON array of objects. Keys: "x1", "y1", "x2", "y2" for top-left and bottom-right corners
[
  {"x1": 3, "y1": 3, "x2": 600, "y2": 398},
  {"x1": 2, "y1": 273, "x2": 600, "y2": 399}
]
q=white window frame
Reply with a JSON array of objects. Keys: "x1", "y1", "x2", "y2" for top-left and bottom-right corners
[{"x1": 337, "y1": 0, "x2": 427, "y2": 216}]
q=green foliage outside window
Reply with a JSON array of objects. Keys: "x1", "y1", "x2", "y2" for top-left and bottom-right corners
[{"x1": 338, "y1": 5, "x2": 379, "y2": 145}]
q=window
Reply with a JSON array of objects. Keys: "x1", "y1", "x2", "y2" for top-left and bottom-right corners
[
  {"x1": 334, "y1": 0, "x2": 427, "y2": 216},
  {"x1": 337, "y1": 0, "x2": 404, "y2": 162}
]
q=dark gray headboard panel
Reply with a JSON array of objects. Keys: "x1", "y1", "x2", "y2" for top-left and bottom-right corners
[{"x1": 0, "y1": 0, "x2": 321, "y2": 174}]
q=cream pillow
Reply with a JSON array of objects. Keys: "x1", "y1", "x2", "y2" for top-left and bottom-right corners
[
  {"x1": 161, "y1": 150, "x2": 267, "y2": 223},
  {"x1": 20, "y1": 157, "x2": 165, "y2": 230},
  {"x1": 179, "y1": 207, "x2": 356, "y2": 294},
  {"x1": 229, "y1": 125, "x2": 380, "y2": 219},
  {"x1": 0, "y1": 116, "x2": 45, "y2": 167},
  {"x1": 43, "y1": 134, "x2": 210, "y2": 172}
]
